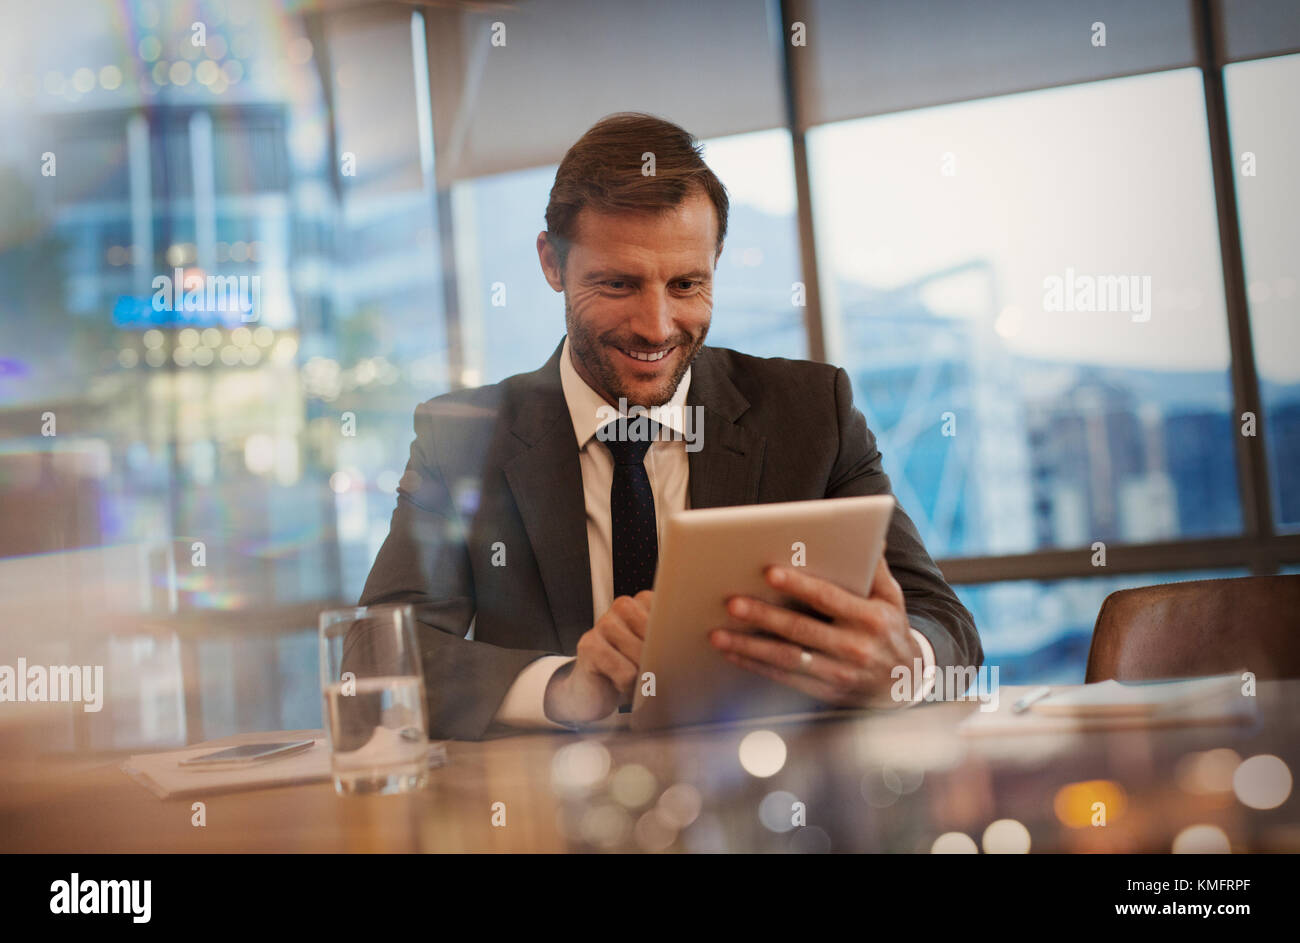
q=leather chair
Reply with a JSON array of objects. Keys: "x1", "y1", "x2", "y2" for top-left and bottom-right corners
[{"x1": 1085, "y1": 575, "x2": 1300, "y2": 682}]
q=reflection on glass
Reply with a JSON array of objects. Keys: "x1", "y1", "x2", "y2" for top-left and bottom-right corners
[{"x1": 0, "y1": 3, "x2": 449, "y2": 612}]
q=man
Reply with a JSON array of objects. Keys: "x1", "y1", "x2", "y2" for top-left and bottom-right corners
[{"x1": 359, "y1": 112, "x2": 982, "y2": 740}]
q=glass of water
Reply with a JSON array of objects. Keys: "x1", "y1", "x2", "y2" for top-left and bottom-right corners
[{"x1": 319, "y1": 604, "x2": 429, "y2": 796}]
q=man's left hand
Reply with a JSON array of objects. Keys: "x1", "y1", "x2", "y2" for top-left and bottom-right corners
[{"x1": 708, "y1": 553, "x2": 922, "y2": 708}]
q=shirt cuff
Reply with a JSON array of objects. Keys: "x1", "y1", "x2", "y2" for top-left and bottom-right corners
[
  {"x1": 872, "y1": 626, "x2": 937, "y2": 709},
  {"x1": 909, "y1": 627, "x2": 938, "y2": 704},
  {"x1": 492, "y1": 655, "x2": 623, "y2": 730},
  {"x1": 492, "y1": 655, "x2": 579, "y2": 730}
]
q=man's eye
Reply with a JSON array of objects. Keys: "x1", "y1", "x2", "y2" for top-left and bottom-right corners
[
  {"x1": 675, "y1": 280, "x2": 699, "y2": 291},
  {"x1": 605, "y1": 280, "x2": 628, "y2": 290}
]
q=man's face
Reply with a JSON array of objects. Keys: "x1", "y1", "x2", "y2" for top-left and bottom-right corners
[{"x1": 537, "y1": 189, "x2": 718, "y2": 408}]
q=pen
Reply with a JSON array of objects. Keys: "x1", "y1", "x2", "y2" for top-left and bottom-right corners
[{"x1": 1012, "y1": 686, "x2": 1052, "y2": 713}]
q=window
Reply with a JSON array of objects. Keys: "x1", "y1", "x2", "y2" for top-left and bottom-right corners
[
  {"x1": 1225, "y1": 53, "x2": 1300, "y2": 531},
  {"x1": 699, "y1": 130, "x2": 805, "y2": 360},
  {"x1": 808, "y1": 70, "x2": 1241, "y2": 560}
]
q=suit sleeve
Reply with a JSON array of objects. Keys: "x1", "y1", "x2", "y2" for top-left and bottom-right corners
[
  {"x1": 357, "y1": 400, "x2": 563, "y2": 740},
  {"x1": 823, "y1": 367, "x2": 984, "y2": 674}
]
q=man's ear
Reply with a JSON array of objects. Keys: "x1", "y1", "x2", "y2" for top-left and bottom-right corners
[{"x1": 536, "y1": 232, "x2": 565, "y2": 292}]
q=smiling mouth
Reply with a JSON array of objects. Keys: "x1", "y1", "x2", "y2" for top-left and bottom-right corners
[{"x1": 616, "y1": 346, "x2": 674, "y2": 364}]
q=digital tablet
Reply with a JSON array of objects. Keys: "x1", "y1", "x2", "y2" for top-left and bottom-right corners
[{"x1": 630, "y1": 495, "x2": 895, "y2": 730}]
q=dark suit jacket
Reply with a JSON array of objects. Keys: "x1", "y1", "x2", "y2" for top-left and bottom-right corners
[{"x1": 359, "y1": 339, "x2": 982, "y2": 740}]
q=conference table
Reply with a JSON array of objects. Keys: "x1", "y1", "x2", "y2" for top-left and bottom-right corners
[{"x1": 3, "y1": 682, "x2": 1297, "y2": 854}]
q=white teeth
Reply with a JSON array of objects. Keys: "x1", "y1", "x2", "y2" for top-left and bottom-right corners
[{"x1": 623, "y1": 348, "x2": 670, "y2": 362}]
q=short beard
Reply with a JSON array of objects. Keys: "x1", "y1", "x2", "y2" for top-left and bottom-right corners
[{"x1": 564, "y1": 294, "x2": 707, "y2": 408}]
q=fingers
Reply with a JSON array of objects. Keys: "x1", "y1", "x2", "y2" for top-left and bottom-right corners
[
  {"x1": 763, "y1": 565, "x2": 870, "y2": 625},
  {"x1": 615, "y1": 593, "x2": 652, "y2": 639},
  {"x1": 699, "y1": 553, "x2": 909, "y2": 712},
  {"x1": 710, "y1": 627, "x2": 868, "y2": 690},
  {"x1": 576, "y1": 595, "x2": 652, "y2": 697},
  {"x1": 600, "y1": 596, "x2": 649, "y2": 661},
  {"x1": 600, "y1": 612, "x2": 644, "y2": 663},
  {"x1": 868, "y1": 552, "x2": 906, "y2": 609},
  {"x1": 758, "y1": 561, "x2": 903, "y2": 638},
  {"x1": 577, "y1": 630, "x2": 639, "y2": 696},
  {"x1": 723, "y1": 594, "x2": 856, "y2": 661}
]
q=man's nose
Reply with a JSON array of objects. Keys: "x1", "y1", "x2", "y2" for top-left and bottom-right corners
[{"x1": 626, "y1": 286, "x2": 674, "y2": 344}]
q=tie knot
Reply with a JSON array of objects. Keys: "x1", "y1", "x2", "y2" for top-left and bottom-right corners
[{"x1": 598, "y1": 418, "x2": 660, "y2": 465}]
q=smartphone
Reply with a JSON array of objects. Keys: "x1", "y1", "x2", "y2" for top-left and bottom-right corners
[{"x1": 179, "y1": 739, "x2": 315, "y2": 767}]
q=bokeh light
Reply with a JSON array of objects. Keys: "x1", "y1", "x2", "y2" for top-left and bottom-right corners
[
  {"x1": 982, "y1": 818, "x2": 1031, "y2": 854},
  {"x1": 1176, "y1": 748, "x2": 1242, "y2": 795},
  {"x1": 931, "y1": 831, "x2": 979, "y2": 853},
  {"x1": 608, "y1": 764, "x2": 657, "y2": 809},
  {"x1": 1172, "y1": 824, "x2": 1231, "y2": 853},
  {"x1": 551, "y1": 740, "x2": 611, "y2": 798},
  {"x1": 1233, "y1": 754, "x2": 1292, "y2": 810},
  {"x1": 656, "y1": 783, "x2": 702, "y2": 829},
  {"x1": 758, "y1": 790, "x2": 800, "y2": 833},
  {"x1": 1053, "y1": 779, "x2": 1127, "y2": 828},
  {"x1": 738, "y1": 730, "x2": 786, "y2": 778},
  {"x1": 579, "y1": 803, "x2": 631, "y2": 849}
]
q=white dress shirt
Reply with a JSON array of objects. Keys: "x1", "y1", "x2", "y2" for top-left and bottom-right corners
[{"x1": 492, "y1": 336, "x2": 935, "y2": 729}]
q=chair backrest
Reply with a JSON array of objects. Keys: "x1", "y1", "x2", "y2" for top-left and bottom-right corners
[{"x1": 1085, "y1": 575, "x2": 1300, "y2": 682}]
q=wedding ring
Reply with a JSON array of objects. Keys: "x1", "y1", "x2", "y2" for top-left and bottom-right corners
[{"x1": 799, "y1": 649, "x2": 813, "y2": 669}]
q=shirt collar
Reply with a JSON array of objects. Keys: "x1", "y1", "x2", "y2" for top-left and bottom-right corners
[{"x1": 559, "y1": 335, "x2": 694, "y2": 449}]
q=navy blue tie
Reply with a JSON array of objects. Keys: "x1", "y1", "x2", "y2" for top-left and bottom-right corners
[{"x1": 601, "y1": 419, "x2": 660, "y2": 599}]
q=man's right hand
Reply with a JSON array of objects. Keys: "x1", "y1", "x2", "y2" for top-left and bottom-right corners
[{"x1": 544, "y1": 590, "x2": 652, "y2": 725}]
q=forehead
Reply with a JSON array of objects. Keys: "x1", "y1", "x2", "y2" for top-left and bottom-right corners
[{"x1": 569, "y1": 190, "x2": 717, "y2": 270}]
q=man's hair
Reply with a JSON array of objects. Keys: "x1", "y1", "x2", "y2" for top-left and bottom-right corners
[{"x1": 544, "y1": 112, "x2": 730, "y2": 274}]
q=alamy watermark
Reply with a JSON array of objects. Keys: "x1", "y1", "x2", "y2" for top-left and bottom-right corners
[
  {"x1": 1043, "y1": 267, "x2": 1151, "y2": 322},
  {"x1": 0, "y1": 658, "x2": 103, "y2": 712},
  {"x1": 50, "y1": 874, "x2": 150, "y2": 923},
  {"x1": 152, "y1": 268, "x2": 260, "y2": 321},
  {"x1": 891, "y1": 659, "x2": 1000, "y2": 712},
  {"x1": 595, "y1": 398, "x2": 704, "y2": 453}
]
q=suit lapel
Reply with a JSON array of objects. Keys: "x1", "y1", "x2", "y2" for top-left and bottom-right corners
[
  {"x1": 501, "y1": 343, "x2": 765, "y2": 652},
  {"x1": 686, "y1": 347, "x2": 766, "y2": 509},
  {"x1": 502, "y1": 342, "x2": 594, "y2": 653}
]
